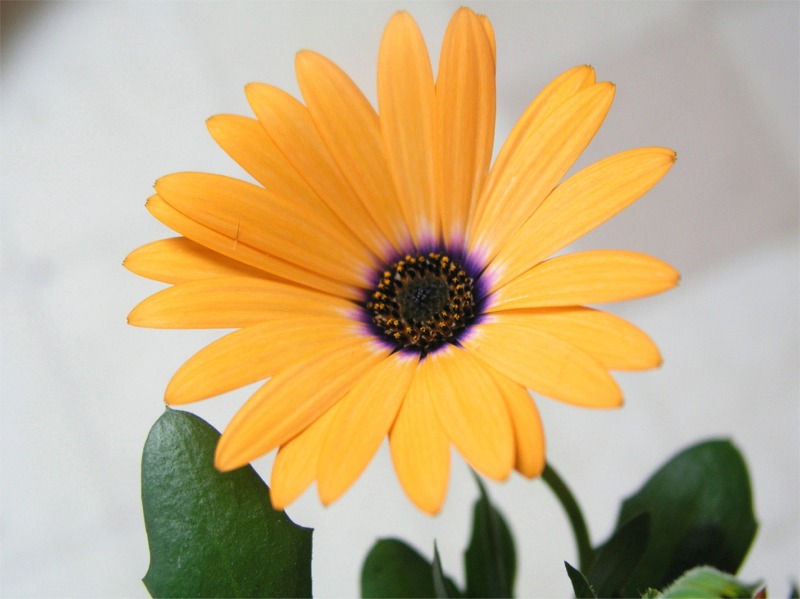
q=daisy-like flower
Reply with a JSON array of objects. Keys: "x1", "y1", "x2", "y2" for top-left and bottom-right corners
[{"x1": 126, "y1": 8, "x2": 678, "y2": 514}]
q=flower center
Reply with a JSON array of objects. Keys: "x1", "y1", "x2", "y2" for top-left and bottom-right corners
[{"x1": 366, "y1": 252, "x2": 476, "y2": 354}]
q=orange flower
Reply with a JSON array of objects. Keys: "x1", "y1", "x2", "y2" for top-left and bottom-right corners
[{"x1": 126, "y1": 8, "x2": 678, "y2": 514}]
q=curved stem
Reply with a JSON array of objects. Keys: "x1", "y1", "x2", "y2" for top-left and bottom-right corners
[{"x1": 542, "y1": 464, "x2": 594, "y2": 572}]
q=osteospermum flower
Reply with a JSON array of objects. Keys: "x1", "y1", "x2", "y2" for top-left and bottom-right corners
[{"x1": 126, "y1": 8, "x2": 678, "y2": 514}]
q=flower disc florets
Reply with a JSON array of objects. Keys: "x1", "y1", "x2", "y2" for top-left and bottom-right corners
[{"x1": 367, "y1": 251, "x2": 477, "y2": 354}]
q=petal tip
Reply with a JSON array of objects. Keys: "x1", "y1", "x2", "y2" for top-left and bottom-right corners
[
  {"x1": 295, "y1": 48, "x2": 317, "y2": 65},
  {"x1": 294, "y1": 49, "x2": 308, "y2": 67},
  {"x1": 126, "y1": 305, "x2": 144, "y2": 327},
  {"x1": 269, "y1": 496, "x2": 288, "y2": 512},
  {"x1": 398, "y1": 479, "x2": 447, "y2": 516},
  {"x1": 414, "y1": 499, "x2": 443, "y2": 516},
  {"x1": 451, "y1": 6, "x2": 478, "y2": 22},
  {"x1": 572, "y1": 64, "x2": 596, "y2": 84},
  {"x1": 385, "y1": 10, "x2": 417, "y2": 33},
  {"x1": 214, "y1": 441, "x2": 240, "y2": 473},
  {"x1": 243, "y1": 82, "x2": 265, "y2": 101},
  {"x1": 664, "y1": 263, "x2": 682, "y2": 288},
  {"x1": 595, "y1": 381, "x2": 624, "y2": 409},
  {"x1": 163, "y1": 380, "x2": 184, "y2": 406},
  {"x1": 152, "y1": 176, "x2": 171, "y2": 194},
  {"x1": 317, "y1": 486, "x2": 340, "y2": 508},
  {"x1": 205, "y1": 115, "x2": 222, "y2": 131},
  {"x1": 516, "y1": 461, "x2": 546, "y2": 479}
]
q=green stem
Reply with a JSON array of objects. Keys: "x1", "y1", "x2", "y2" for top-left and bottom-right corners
[{"x1": 542, "y1": 464, "x2": 594, "y2": 572}]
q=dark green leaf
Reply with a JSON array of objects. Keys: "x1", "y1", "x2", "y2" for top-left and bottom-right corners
[
  {"x1": 790, "y1": 582, "x2": 799, "y2": 599},
  {"x1": 588, "y1": 512, "x2": 650, "y2": 597},
  {"x1": 565, "y1": 561, "x2": 597, "y2": 599},
  {"x1": 361, "y1": 539, "x2": 436, "y2": 598},
  {"x1": 432, "y1": 543, "x2": 450, "y2": 599},
  {"x1": 141, "y1": 408, "x2": 312, "y2": 598},
  {"x1": 615, "y1": 439, "x2": 757, "y2": 595},
  {"x1": 432, "y1": 542, "x2": 462, "y2": 598},
  {"x1": 653, "y1": 566, "x2": 761, "y2": 598},
  {"x1": 464, "y1": 476, "x2": 516, "y2": 598},
  {"x1": 360, "y1": 538, "x2": 462, "y2": 599}
]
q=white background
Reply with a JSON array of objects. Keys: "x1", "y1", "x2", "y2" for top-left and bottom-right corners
[{"x1": 1, "y1": 1, "x2": 798, "y2": 596}]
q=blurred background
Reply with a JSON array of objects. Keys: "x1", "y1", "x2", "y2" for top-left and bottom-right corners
[{"x1": 1, "y1": 1, "x2": 797, "y2": 596}]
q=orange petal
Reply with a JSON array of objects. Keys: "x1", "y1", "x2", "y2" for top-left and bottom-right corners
[
  {"x1": 124, "y1": 237, "x2": 268, "y2": 284},
  {"x1": 215, "y1": 338, "x2": 388, "y2": 471},
  {"x1": 244, "y1": 83, "x2": 390, "y2": 260},
  {"x1": 489, "y1": 250, "x2": 680, "y2": 310},
  {"x1": 464, "y1": 317, "x2": 622, "y2": 408},
  {"x1": 145, "y1": 194, "x2": 359, "y2": 299},
  {"x1": 470, "y1": 82, "x2": 615, "y2": 260},
  {"x1": 494, "y1": 308, "x2": 662, "y2": 371},
  {"x1": 295, "y1": 51, "x2": 410, "y2": 254},
  {"x1": 490, "y1": 147, "x2": 677, "y2": 288},
  {"x1": 164, "y1": 315, "x2": 363, "y2": 404},
  {"x1": 425, "y1": 346, "x2": 514, "y2": 481},
  {"x1": 389, "y1": 366, "x2": 450, "y2": 515},
  {"x1": 467, "y1": 65, "x2": 595, "y2": 234},
  {"x1": 206, "y1": 115, "x2": 321, "y2": 206},
  {"x1": 477, "y1": 15, "x2": 496, "y2": 68},
  {"x1": 270, "y1": 401, "x2": 341, "y2": 511},
  {"x1": 155, "y1": 173, "x2": 375, "y2": 289},
  {"x1": 488, "y1": 369, "x2": 545, "y2": 478},
  {"x1": 317, "y1": 353, "x2": 418, "y2": 505},
  {"x1": 127, "y1": 276, "x2": 353, "y2": 329},
  {"x1": 378, "y1": 11, "x2": 438, "y2": 245},
  {"x1": 436, "y1": 7, "x2": 496, "y2": 246}
]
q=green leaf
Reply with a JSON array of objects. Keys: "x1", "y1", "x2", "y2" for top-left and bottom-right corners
[
  {"x1": 565, "y1": 561, "x2": 597, "y2": 599},
  {"x1": 360, "y1": 538, "x2": 462, "y2": 599},
  {"x1": 362, "y1": 539, "x2": 439, "y2": 598},
  {"x1": 464, "y1": 476, "x2": 516, "y2": 598},
  {"x1": 614, "y1": 439, "x2": 757, "y2": 595},
  {"x1": 432, "y1": 543, "x2": 450, "y2": 598},
  {"x1": 141, "y1": 408, "x2": 312, "y2": 598},
  {"x1": 652, "y1": 566, "x2": 762, "y2": 598},
  {"x1": 588, "y1": 512, "x2": 650, "y2": 598},
  {"x1": 432, "y1": 542, "x2": 462, "y2": 598}
]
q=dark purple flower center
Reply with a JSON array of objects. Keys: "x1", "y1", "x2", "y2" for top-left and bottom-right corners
[{"x1": 366, "y1": 252, "x2": 477, "y2": 355}]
